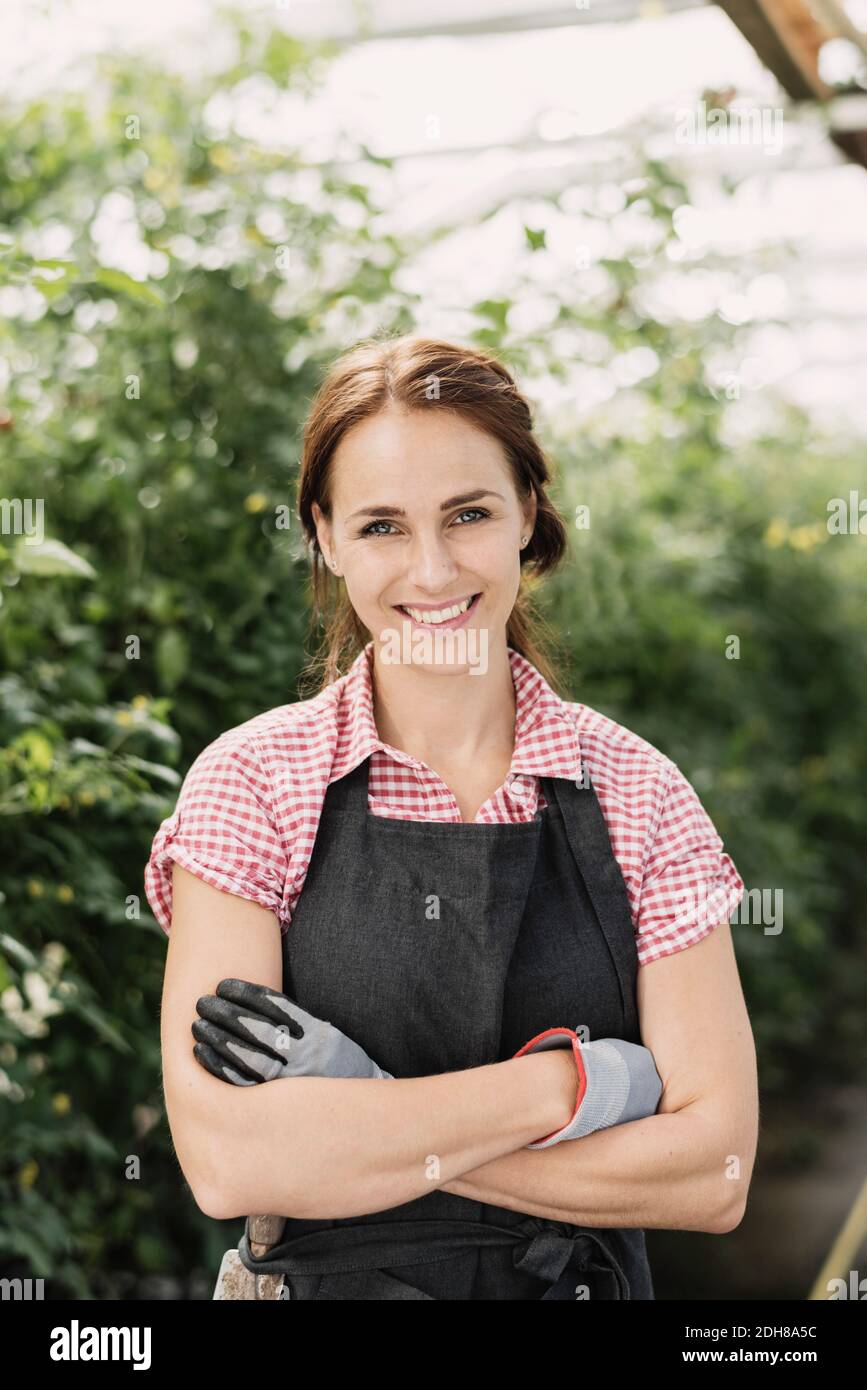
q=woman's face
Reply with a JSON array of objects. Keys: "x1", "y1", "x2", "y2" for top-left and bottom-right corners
[{"x1": 312, "y1": 404, "x2": 536, "y2": 676}]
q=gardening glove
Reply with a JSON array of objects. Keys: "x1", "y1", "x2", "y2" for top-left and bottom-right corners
[
  {"x1": 514, "y1": 1026, "x2": 663, "y2": 1149},
  {"x1": 192, "y1": 978, "x2": 393, "y2": 1085}
]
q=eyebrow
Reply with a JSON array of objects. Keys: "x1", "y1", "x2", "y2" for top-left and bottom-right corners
[{"x1": 346, "y1": 489, "x2": 505, "y2": 522}]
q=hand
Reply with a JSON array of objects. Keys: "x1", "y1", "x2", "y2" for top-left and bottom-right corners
[
  {"x1": 191, "y1": 978, "x2": 394, "y2": 1085},
  {"x1": 514, "y1": 1027, "x2": 663, "y2": 1148}
]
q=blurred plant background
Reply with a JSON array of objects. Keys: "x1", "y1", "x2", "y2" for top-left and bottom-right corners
[{"x1": 1, "y1": 1, "x2": 866, "y2": 1300}]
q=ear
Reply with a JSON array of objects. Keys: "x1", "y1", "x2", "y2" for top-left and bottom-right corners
[
  {"x1": 522, "y1": 487, "x2": 538, "y2": 540},
  {"x1": 311, "y1": 501, "x2": 332, "y2": 561}
]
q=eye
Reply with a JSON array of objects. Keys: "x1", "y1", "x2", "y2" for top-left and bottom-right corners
[{"x1": 358, "y1": 508, "x2": 490, "y2": 538}]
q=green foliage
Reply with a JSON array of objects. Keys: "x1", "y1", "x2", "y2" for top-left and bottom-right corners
[
  {"x1": 1, "y1": 13, "x2": 864, "y2": 1298},
  {"x1": 549, "y1": 415, "x2": 867, "y2": 1090}
]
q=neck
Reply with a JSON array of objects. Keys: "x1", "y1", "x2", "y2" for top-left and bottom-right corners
[{"x1": 369, "y1": 638, "x2": 517, "y2": 765}]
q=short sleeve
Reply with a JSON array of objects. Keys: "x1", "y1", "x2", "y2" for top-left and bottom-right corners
[
  {"x1": 143, "y1": 732, "x2": 288, "y2": 935},
  {"x1": 635, "y1": 761, "x2": 744, "y2": 967}
]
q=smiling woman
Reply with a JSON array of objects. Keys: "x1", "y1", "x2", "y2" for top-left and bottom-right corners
[
  {"x1": 148, "y1": 333, "x2": 755, "y2": 1301},
  {"x1": 296, "y1": 336, "x2": 566, "y2": 695}
]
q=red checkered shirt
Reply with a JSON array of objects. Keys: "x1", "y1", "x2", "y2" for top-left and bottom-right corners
[{"x1": 144, "y1": 642, "x2": 744, "y2": 966}]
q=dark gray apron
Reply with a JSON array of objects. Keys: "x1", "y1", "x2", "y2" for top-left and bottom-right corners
[{"x1": 237, "y1": 756, "x2": 655, "y2": 1300}]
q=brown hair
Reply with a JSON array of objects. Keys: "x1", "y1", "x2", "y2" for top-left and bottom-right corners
[{"x1": 296, "y1": 333, "x2": 569, "y2": 695}]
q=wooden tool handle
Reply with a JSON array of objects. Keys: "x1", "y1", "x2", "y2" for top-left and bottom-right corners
[{"x1": 249, "y1": 1214, "x2": 287, "y2": 1258}]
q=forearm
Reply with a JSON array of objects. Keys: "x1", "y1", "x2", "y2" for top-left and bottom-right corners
[
  {"x1": 441, "y1": 1106, "x2": 745, "y2": 1234},
  {"x1": 201, "y1": 1051, "x2": 577, "y2": 1220}
]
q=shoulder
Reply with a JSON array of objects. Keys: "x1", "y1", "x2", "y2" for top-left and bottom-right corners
[
  {"x1": 144, "y1": 682, "x2": 345, "y2": 935},
  {"x1": 563, "y1": 694, "x2": 732, "y2": 857},
  {"x1": 184, "y1": 680, "x2": 342, "y2": 789},
  {"x1": 564, "y1": 698, "x2": 676, "y2": 811}
]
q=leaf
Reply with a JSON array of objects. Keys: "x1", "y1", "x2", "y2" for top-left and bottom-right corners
[
  {"x1": 68, "y1": 738, "x2": 110, "y2": 759},
  {"x1": 122, "y1": 754, "x2": 182, "y2": 786},
  {"x1": 357, "y1": 143, "x2": 394, "y2": 169},
  {"x1": 38, "y1": 276, "x2": 76, "y2": 302},
  {"x1": 107, "y1": 712, "x2": 181, "y2": 750},
  {"x1": 13, "y1": 538, "x2": 96, "y2": 579},
  {"x1": 66, "y1": 998, "x2": 133, "y2": 1054},
  {"x1": 91, "y1": 267, "x2": 165, "y2": 306},
  {"x1": 472, "y1": 298, "x2": 510, "y2": 332},
  {"x1": 12, "y1": 730, "x2": 55, "y2": 772},
  {"x1": 155, "y1": 629, "x2": 190, "y2": 691},
  {"x1": 0, "y1": 933, "x2": 40, "y2": 971},
  {"x1": 29, "y1": 259, "x2": 76, "y2": 288}
]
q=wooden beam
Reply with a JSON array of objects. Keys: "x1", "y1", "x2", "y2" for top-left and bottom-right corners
[
  {"x1": 715, "y1": 0, "x2": 867, "y2": 168},
  {"x1": 715, "y1": 0, "x2": 832, "y2": 99}
]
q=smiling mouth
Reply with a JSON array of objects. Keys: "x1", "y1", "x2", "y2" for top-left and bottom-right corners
[{"x1": 395, "y1": 593, "x2": 481, "y2": 626}]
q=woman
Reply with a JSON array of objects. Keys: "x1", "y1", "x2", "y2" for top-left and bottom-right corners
[{"x1": 148, "y1": 335, "x2": 758, "y2": 1300}]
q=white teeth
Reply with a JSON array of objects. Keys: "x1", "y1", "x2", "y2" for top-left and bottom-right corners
[{"x1": 401, "y1": 596, "x2": 473, "y2": 625}]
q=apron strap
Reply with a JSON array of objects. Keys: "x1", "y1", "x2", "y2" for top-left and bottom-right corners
[
  {"x1": 321, "y1": 755, "x2": 370, "y2": 817},
  {"x1": 542, "y1": 774, "x2": 640, "y2": 1039}
]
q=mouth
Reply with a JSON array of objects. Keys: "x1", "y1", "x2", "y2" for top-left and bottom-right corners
[{"x1": 394, "y1": 592, "x2": 481, "y2": 630}]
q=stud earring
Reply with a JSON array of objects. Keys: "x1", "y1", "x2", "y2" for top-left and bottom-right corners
[{"x1": 520, "y1": 535, "x2": 529, "y2": 547}]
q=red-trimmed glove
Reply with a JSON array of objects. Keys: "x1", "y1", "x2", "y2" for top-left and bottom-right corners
[{"x1": 514, "y1": 1026, "x2": 663, "y2": 1149}]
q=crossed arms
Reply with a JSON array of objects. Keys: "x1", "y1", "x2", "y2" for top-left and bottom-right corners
[{"x1": 161, "y1": 863, "x2": 758, "y2": 1234}]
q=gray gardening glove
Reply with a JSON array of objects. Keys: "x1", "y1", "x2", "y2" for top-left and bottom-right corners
[
  {"x1": 514, "y1": 1026, "x2": 663, "y2": 1149},
  {"x1": 192, "y1": 978, "x2": 393, "y2": 1085}
]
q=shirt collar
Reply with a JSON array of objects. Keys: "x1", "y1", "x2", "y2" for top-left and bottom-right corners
[{"x1": 329, "y1": 640, "x2": 582, "y2": 785}]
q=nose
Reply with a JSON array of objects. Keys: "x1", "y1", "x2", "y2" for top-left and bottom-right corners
[{"x1": 404, "y1": 528, "x2": 461, "y2": 596}]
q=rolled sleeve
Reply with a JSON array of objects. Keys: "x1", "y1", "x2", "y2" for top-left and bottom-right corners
[
  {"x1": 635, "y1": 761, "x2": 744, "y2": 967},
  {"x1": 143, "y1": 732, "x2": 288, "y2": 935}
]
